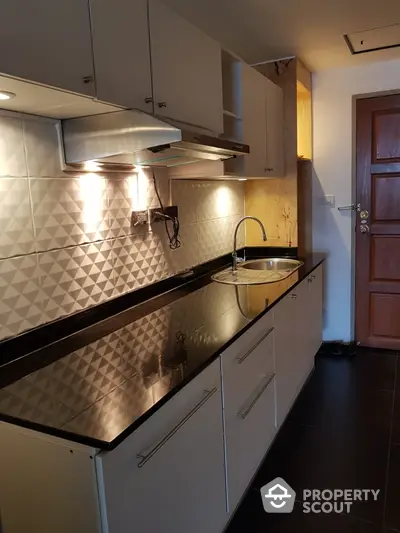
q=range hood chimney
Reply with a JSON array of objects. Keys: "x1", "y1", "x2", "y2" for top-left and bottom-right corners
[{"x1": 62, "y1": 109, "x2": 249, "y2": 170}]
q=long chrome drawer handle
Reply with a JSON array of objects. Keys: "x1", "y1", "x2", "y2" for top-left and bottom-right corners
[
  {"x1": 137, "y1": 387, "x2": 217, "y2": 468},
  {"x1": 237, "y1": 327, "x2": 274, "y2": 364},
  {"x1": 238, "y1": 373, "x2": 275, "y2": 420}
]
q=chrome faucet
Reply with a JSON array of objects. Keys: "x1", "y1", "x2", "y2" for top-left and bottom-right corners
[{"x1": 232, "y1": 216, "x2": 267, "y2": 272}]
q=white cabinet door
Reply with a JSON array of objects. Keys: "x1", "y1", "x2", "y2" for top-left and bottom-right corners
[
  {"x1": 90, "y1": 0, "x2": 153, "y2": 112},
  {"x1": 241, "y1": 65, "x2": 284, "y2": 178},
  {"x1": 96, "y1": 359, "x2": 227, "y2": 533},
  {"x1": 225, "y1": 374, "x2": 276, "y2": 512},
  {"x1": 295, "y1": 277, "x2": 314, "y2": 385},
  {"x1": 309, "y1": 265, "x2": 323, "y2": 356},
  {"x1": 242, "y1": 64, "x2": 268, "y2": 177},
  {"x1": 0, "y1": 0, "x2": 95, "y2": 96},
  {"x1": 275, "y1": 274, "x2": 322, "y2": 426},
  {"x1": 265, "y1": 78, "x2": 285, "y2": 177},
  {"x1": 149, "y1": 0, "x2": 223, "y2": 134},
  {"x1": 274, "y1": 290, "x2": 299, "y2": 426},
  {"x1": 222, "y1": 318, "x2": 276, "y2": 512}
]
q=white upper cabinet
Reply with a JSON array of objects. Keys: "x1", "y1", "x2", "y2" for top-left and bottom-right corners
[
  {"x1": 241, "y1": 64, "x2": 284, "y2": 178},
  {"x1": 148, "y1": 0, "x2": 224, "y2": 134},
  {"x1": 90, "y1": 0, "x2": 153, "y2": 112},
  {"x1": 0, "y1": 0, "x2": 95, "y2": 96},
  {"x1": 242, "y1": 63, "x2": 268, "y2": 177},
  {"x1": 265, "y1": 77, "x2": 285, "y2": 177}
]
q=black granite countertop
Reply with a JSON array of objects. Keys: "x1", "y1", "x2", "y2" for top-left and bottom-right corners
[{"x1": 0, "y1": 249, "x2": 325, "y2": 450}]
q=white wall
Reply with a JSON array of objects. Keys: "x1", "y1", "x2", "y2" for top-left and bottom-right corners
[{"x1": 312, "y1": 58, "x2": 400, "y2": 342}]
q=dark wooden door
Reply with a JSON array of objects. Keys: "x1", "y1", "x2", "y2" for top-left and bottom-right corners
[{"x1": 356, "y1": 94, "x2": 400, "y2": 349}]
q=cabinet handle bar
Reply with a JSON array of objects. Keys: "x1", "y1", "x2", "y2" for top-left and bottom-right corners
[
  {"x1": 137, "y1": 387, "x2": 217, "y2": 468},
  {"x1": 238, "y1": 373, "x2": 275, "y2": 420},
  {"x1": 237, "y1": 327, "x2": 274, "y2": 365}
]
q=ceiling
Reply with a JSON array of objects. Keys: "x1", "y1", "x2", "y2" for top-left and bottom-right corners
[{"x1": 162, "y1": 0, "x2": 400, "y2": 71}]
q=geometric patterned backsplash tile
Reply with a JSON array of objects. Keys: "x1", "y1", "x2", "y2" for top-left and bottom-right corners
[
  {"x1": 38, "y1": 240, "x2": 115, "y2": 322},
  {"x1": 30, "y1": 176, "x2": 110, "y2": 251},
  {"x1": 0, "y1": 254, "x2": 44, "y2": 340},
  {"x1": 0, "y1": 178, "x2": 35, "y2": 259},
  {"x1": 0, "y1": 110, "x2": 245, "y2": 342},
  {"x1": 112, "y1": 232, "x2": 172, "y2": 297},
  {"x1": 0, "y1": 115, "x2": 27, "y2": 177}
]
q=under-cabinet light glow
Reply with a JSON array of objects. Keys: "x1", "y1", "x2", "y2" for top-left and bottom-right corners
[
  {"x1": 216, "y1": 185, "x2": 231, "y2": 218},
  {"x1": 131, "y1": 167, "x2": 156, "y2": 212},
  {"x1": 238, "y1": 178, "x2": 247, "y2": 181},
  {"x1": 83, "y1": 160, "x2": 102, "y2": 172},
  {"x1": 0, "y1": 91, "x2": 16, "y2": 100},
  {"x1": 80, "y1": 173, "x2": 103, "y2": 233}
]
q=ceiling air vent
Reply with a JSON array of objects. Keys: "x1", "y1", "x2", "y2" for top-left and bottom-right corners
[{"x1": 344, "y1": 23, "x2": 400, "y2": 55}]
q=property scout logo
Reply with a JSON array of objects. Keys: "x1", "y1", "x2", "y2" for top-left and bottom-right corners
[{"x1": 260, "y1": 478, "x2": 380, "y2": 514}]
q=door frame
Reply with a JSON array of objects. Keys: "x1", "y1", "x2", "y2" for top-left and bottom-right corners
[{"x1": 351, "y1": 89, "x2": 400, "y2": 344}]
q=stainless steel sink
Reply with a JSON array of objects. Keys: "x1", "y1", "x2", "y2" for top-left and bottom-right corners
[
  {"x1": 211, "y1": 258, "x2": 304, "y2": 285},
  {"x1": 241, "y1": 258, "x2": 303, "y2": 271}
]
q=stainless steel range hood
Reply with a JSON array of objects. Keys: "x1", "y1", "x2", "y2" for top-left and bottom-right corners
[{"x1": 62, "y1": 109, "x2": 249, "y2": 169}]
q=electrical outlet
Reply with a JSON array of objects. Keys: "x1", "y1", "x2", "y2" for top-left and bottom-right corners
[
  {"x1": 152, "y1": 205, "x2": 178, "y2": 222},
  {"x1": 131, "y1": 206, "x2": 179, "y2": 226}
]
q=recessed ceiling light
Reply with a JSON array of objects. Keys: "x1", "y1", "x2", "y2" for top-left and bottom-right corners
[{"x1": 0, "y1": 91, "x2": 16, "y2": 101}]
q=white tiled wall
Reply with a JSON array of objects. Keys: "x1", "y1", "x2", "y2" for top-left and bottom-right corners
[{"x1": 0, "y1": 110, "x2": 245, "y2": 341}]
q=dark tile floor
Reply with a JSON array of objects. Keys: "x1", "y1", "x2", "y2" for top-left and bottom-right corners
[{"x1": 226, "y1": 347, "x2": 400, "y2": 532}]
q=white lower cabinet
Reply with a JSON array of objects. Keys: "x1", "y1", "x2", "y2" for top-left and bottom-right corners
[
  {"x1": 96, "y1": 359, "x2": 227, "y2": 533},
  {"x1": 275, "y1": 265, "x2": 323, "y2": 426},
  {"x1": 1, "y1": 266, "x2": 323, "y2": 533},
  {"x1": 221, "y1": 312, "x2": 277, "y2": 511},
  {"x1": 95, "y1": 265, "x2": 324, "y2": 531},
  {"x1": 309, "y1": 266, "x2": 323, "y2": 356}
]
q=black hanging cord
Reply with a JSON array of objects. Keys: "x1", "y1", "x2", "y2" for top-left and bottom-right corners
[{"x1": 152, "y1": 172, "x2": 181, "y2": 250}]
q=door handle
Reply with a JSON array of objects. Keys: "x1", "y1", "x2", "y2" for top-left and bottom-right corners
[
  {"x1": 337, "y1": 203, "x2": 360, "y2": 212},
  {"x1": 360, "y1": 224, "x2": 370, "y2": 234}
]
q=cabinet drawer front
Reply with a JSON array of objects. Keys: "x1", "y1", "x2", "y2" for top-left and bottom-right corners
[
  {"x1": 222, "y1": 312, "x2": 274, "y2": 415},
  {"x1": 96, "y1": 359, "x2": 227, "y2": 533},
  {"x1": 98, "y1": 359, "x2": 221, "y2": 468},
  {"x1": 225, "y1": 375, "x2": 276, "y2": 512},
  {"x1": 221, "y1": 310, "x2": 274, "y2": 369}
]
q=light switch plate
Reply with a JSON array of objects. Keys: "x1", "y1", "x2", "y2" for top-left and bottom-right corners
[{"x1": 321, "y1": 195, "x2": 335, "y2": 207}]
